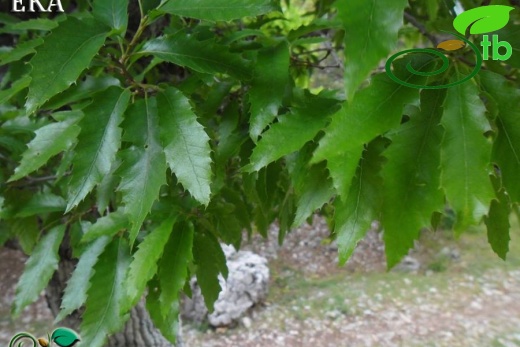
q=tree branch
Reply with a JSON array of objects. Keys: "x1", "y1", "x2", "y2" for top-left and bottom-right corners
[{"x1": 404, "y1": 11, "x2": 439, "y2": 46}]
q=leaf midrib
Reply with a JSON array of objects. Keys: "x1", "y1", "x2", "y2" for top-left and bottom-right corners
[{"x1": 35, "y1": 31, "x2": 106, "y2": 102}]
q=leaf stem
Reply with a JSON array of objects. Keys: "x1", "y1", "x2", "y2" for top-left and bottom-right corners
[
  {"x1": 137, "y1": 0, "x2": 144, "y2": 19},
  {"x1": 121, "y1": 15, "x2": 149, "y2": 65}
]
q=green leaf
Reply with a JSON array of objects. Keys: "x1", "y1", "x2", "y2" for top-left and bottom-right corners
[
  {"x1": 157, "y1": 87, "x2": 212, "y2": 205},
  {"x1": 313, "y1": 89, "x2": 404, "y2": 197},
  {"x1": 122, "y1": 216, "x2": 177, "y2": 313},
  {"x1": 66, "y1": 87, "x2": 130, "y2": 211},
  {"x1": 248, "y1": 43, "x2": 290, "y2": 141},
  {"x1": 15, "y1": 193, "x2": 66, "y2": 217},
  {"x1": 485, "y1": 176, "x2": 510, "y2": 260},
  {"x1": 51, "y1": 327, "x2": 81, "y2": 347},
  {"x1": 26, "y1": 17, "x2": 109, "y2": 114},
  {"x1": 288, "y1": 146, "x2": 334, "y2": 228},
  {"x1": 247, "y1": 94, "x2": 340, "y2": 172},
  {"x1": 139, "y1": 30, "x2": 252, "y2": 80},
  {"x1": 118, "y1": 98, "x2": 166, "y2": 244},
  {"x1": 55, "y1": 236, "x2": 111, "y2": 322},
  {"x1": 44, "y1": 75, "x2": 121, "y2": 110},
  {"x1": 2, "y1": 18, "x2": 59, "y2": 32},
  {"x1": 146, "y1": 278, "x2": 180, "y2": 344},
  {"x1": 81, "y1": 210, "x2": 128, "y2": 243},
  {"x1": 158, "y1": 0, "x2": 280, "y2": 21},
  {"x1": 480, "y1": 71, "x2": 520, "y2": 204},
  {"x1": 10, "y1": 217, "x2": 40, "y2": 254},
  {"x1": 0, "y1": 38, "x2": 43, "y2": 66},
  {"x1": 92, "y1": 0, "x2": 129, "y2": 34},
  {"x1": 495, "y1": 23, "x2": 520, "y2": 68},
  {"x1": 157, "y1": 222, "x2": 194, "y2": 319},
  {"x1": 193, "y1": 232, "x2": 227, "y2": 312},
  {"x1": 335, "y1": 0, "x2": 408, "y2": 98},
  {"x1": 0, "y1": 75, "x2": 31, "y2": 105},
  {"x1": 12, "y1": 225, "x2": 65, "y2": 317},
  {"x1": 9, "y1": 116, "x2": 81, "y2": 182},
  {"x1": 80, "y1": 238, "x2": 131, "y2": 347},
  {"x1": 293, "y1": 164, "x2": 334, "y2": 228},
  {"x1": 142, "y1": 0, "x2": 161, "y2": 13},
  {"x1": 96, "y1": 161, "x2": 121, "y2": 214},
  {"x1": 382, "y1": 89, "x2": 446, "y2": 268},
  {"x1": 313, "y1": 54, "x2": 436, "y2": 198},
  {"x1": 440, "y1": 77, "x2": 494, "y2": 233},
  {"x1": 335, "y1": 139, "x2": 385, "y2": 266},
  {"x1": 453, "y1": 5, "x2": 514, "y2": 35}
]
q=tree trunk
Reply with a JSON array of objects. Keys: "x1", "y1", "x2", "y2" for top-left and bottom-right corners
[{"x1": 45, "y1": 248, "x2": 184, "y2": 347}]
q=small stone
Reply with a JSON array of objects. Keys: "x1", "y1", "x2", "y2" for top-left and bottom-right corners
[
  {"x1": 215, "y1": 327, "x2": 227, "y2": 334},
  {"x1": 241, "y1": 316, "x2": 252, "y2": 329}
]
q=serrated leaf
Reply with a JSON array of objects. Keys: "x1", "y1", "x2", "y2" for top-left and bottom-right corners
[
  {"x1": 193, "y1": 232, "x2": 227, "y2": 312},
  {"x1": 382, "y1": 89, "x2": 446, "y2": 268},
  {"x1": 0, "y1": 75, "x2": 31, "y2": 105},
  {"x1": 139, "y1": 30, "x2": 252, "y2": 80},
  {"x1": 146, "y1": 278, "x2": 180, "y2": 344},
  {"x1": 26, "y1": 17, "x2": 109, "y2": 114},
  {"x1": 158, "y1": 0, "x2": 280, "y2": 21},
  {"x1": 12, "y1": 225, "x2": 65, "y2": 317},
  {"x1": 92, "y1": 0, "x2": 129, "y2": 34},
  {"x1": 480, "y1": 71, "x2": 520, "y2": 204},
  {"x1": 11, "y1": 217, "x2": 40, "y2": 254},
  {"x1": 249, "y1": 42, "x2": 290, "y2": 141},
  {"x1": 313, "y1": 54, "x2": 436, "y2": 198},
  {"x1": 96, "y1": 161, "x2": 121, "y2": 215},
  {"x1": 2, "y1": 18, "x2": 59, "y2": 32},
  {"x1": 0, "y1": 38, "x2": 43, "y2": 66},
  {"x1": 292, "y1": 165, "x2": 335, "y2": 228},
  {"x1": 55, "y1": 236, "x2": 111, "y2": 322},
  {"x1": 118, "y1": 98, "x2": 166, "y2": 244},
  {"x1": 440, "y1": 77, "x2": 494, "y2": 233},
  {"x1": 44, "y1": 75, "x2": 121, "y2": 110},
  {"x1": 15, "y1": 193, "x2": 66, "y2": 217},
  {"x1": 335, "y1": 139, "x2": 385, "y2": 266},
  {"x1": 66, "y1": 87, "x2": 130, "y2": 211},
  {"x1": 0, "y1": 134, "x2": 25, "y2": 154},
  {"x1": 122, "y1": 216, "x2": 176, "y2": 314},
  {"x1": 157, "y1": 87, "x2": 212, "y2": 205},
  {"x1": 80, "y1": 238, "x2": 131, "y2": 347},
  {"x1": 9, "y1": 116, "x2": 81, "y2": 182},
  {"x1": 247, "y1": 94, "x2": 340, "y2": 172},
  {"x1": 157, "y1": 222, "x2": 194, "y2": 319},
  {"x1": 335, "y1": 0, "x2": 408, "y2": 98},
  {"x1": 485, "y1": 176, "x2": 510, "y2": 260},
  {"x1": 81, "y1": 210, "x2": 128, "y2": 243}
]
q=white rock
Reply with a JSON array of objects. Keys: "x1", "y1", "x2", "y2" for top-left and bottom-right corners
[{"x1": 181, "y1": 244, "x2": 269, "y2": 327}]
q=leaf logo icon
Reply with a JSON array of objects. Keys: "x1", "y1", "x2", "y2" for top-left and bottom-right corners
[
  {"x1": 453, "y1": 5, "x2": 514, "y2": 35},
  {"x1": 50, "y1": 328, "x2": 81, "y2": 347}
]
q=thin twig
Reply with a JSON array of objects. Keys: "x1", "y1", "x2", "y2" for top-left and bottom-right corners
[{"x1": 404, "y1": 11, "x2": 439, "y2": 46}]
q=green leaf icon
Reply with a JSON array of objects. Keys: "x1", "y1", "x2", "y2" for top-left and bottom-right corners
[
  {"x1": 50, "y1": 328, "x2": 80, "y2": 347},
  {"x1": 453, "y1": 5, "x2": 514, "y2": 35}
]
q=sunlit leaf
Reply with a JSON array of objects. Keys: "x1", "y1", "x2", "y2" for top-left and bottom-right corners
[
  {"x1": 26, "y1": 17, "x2": 109, "y2": 114},
  {"x1": 440, "y1": 76, "x2": 494, "y2": 233},
  {"x1": 158, "y1": 0, "x2": 280, "y2": 21},
  {"x1": 157, "y1": 87, "x2": 212, "y2": 205},
  {"x1": 12, "y1": 226, "x2": 65, "y2": 317}
]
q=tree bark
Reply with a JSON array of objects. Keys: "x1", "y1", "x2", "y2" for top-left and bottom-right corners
[{"x1": 45, "y1": 247, "x2": 184, "y2": 347}]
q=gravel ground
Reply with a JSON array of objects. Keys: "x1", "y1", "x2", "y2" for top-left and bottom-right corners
[{"x1": 1, "y1": 216, "x2": 520, "y2": 347}]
